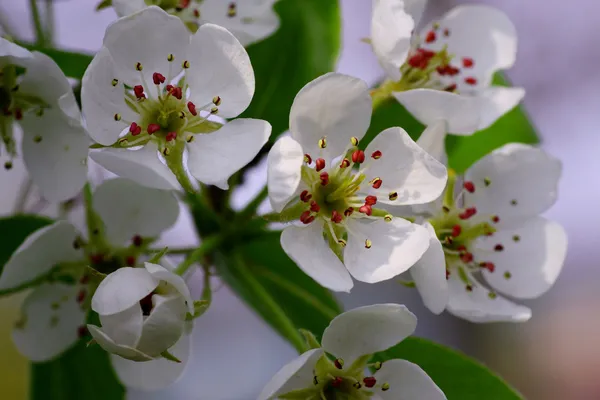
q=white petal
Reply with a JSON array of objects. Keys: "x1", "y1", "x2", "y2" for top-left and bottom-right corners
[
  {"x1": 478, "y1": 217, "x2": 567, "y2": 299},
  {"x1": 321, "y1": 304, "x2": 416, "y2": 364},
  {"x1": 144, "y1": 262, "x2": 194, "y2": 313},
  {"x1": 267, "y1": 136, "x2": 304, "y2": 212},
  {"x1": 19, "y1": 109, "x2": 89, "y2": 202},
  {"x1": 290, "y1": 73, "x2": 372, "y2": 161},
  {"x1": 422, "y1": 5, "x2": 517, "y2": 88},
  {"x1": 111, "y1": 330, "x2": 192, "y2": 390},
  {"x1": 476, "y1": 86, "x2": 526, "y2": 131},
  {"x1": 12, "y1": 283, "x2": 86, "y2": 362},
  {"x1": 187, "y1": 118, "x2": 271, "y2": 188},
  {"x1": 364, "y1": 127, "x2": 447, "y2": 205},
  {"x1": 371, "y1": 0, "x2": 413, "y2": 81},
  {"x1": 81, "y1": 47, "x2": 136, "y2": 145},
  {"x1": 375, "y1": 359, "x2": 446, "y2": 400},
  {"x1": 87, "y1": 325, "x2": 153, "y2": 361},
  {"x1": 446, "y1": 273, "x2": 531, "y2": 323},
  {"x1": 136, "y1": 295, "x2": 187, "y2": 356},
  {"x1": 0, "y1": 221, "x2": 81, "y2": 290},
  {"x1": 103, "y1": 7, "x2": 190, "y2": 87},
  {"x1": 280, "y1": 221, "x2": 353, "y2": 293},
  {"x1": 416, "y1": 120, "x2": 447, "y2": 165},
  {"x1": 410, "y1": 223, "x2": 448, "y2": 315},
  {"x1": 0, "y1": 37, "x2": 33, "y2": 66},
  {"x1": 393, "y1": 89, "x2": 480, "y2": 135},
  {"x1": 186, "y1": 23, "x2": 254, "y2": 118},
  {"x1": 464, "y1": 143, "x2": 561, "y2": 227},
  {"x1": 99, "y1": 303, "x2": 144, "y2": 347},
  {"x1": 89, "y1": 143, "x2": 181, "y2": 191},
  {"x1": 257, "y1": 349, "x2": 324, "y2": 400},
  {"x1": 92, "y1": 267, "x2": 159, "y2": 316},
  {"x1": 402, "y1": 0, "x2": 428, "y2": 26},
  {"x1": 112, "y1": 0, "x2": 146, "y2": 17},
  {"x1": 93, "y1": 178, "x2": 180, "y2": 246},
  {"x1": 344, "y1": 218, "x2": 429, "y2": 284}
]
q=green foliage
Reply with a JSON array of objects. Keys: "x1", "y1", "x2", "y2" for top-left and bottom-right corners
[
  {"x1": 0, "y1": 215, "x2": 52, "y2": 275},
  {"x1": 241, "y1": 0, "x2": 341, "y2": 140},
  {"x1": 17, "y1": 43, "x2": 93, "y2": 80},
  {"x1": 373, "y1": 337, "x2": 523, "y2": 400}
]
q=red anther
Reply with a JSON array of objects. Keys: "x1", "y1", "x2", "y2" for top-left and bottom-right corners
[
  {"x1": 460, "y1": 252, "x2": 473, "y2": 263},
  {"x1": 480, "y1": 262, "x2": 495, "y2": 272},
  {"x1": 408, "y1": 52, "x2": 430, "y2": 69},
  {"x1": 372, "y1": 178, "x2": 382, "y2": 189},
  {"x1": 133, "y1": 85, "x2": 145, "y2": 99},
  {"x1": 310, "y1": 201, "x2": 320, "y2": 213},
  {"x1": 187, "y1": 101, "x2": 198, "y2": 116},
  {"x1": 446, "y1": 269, "x2": 450, "y2": 279},
  {"x1": 79, "y1": 274, "x2": 90, "y2": 285},
  {"x1": 77, "y1": 326, "x2": 88, "y2": 338},
  {"x1": 300, "y1": 210, "x2": 312, "y2": 224},
  {"x1": 371, "y1": 150, "x2": 382, "y2": 159},
  {"x1": 459, "y1": 207, "x2": 477, "y2": 220},
  {"x1": 463, "y1": 181, "x2": 475, "y2": 193},
  {"x1": 365, "y1": 195, "x2": 377, "y2": 206},
  {"x1": 304, "y1": 215, "x2": 315, "y2": 224},
  {"x1": 363, "y1": 377, "x2": 377, "y2": 388},
  {"x1": 443, "y1": 28, "x2": 450, "y2": 36},
  {"x1": 340, "y1": 158, "x2": 350, "y2": 168},
  {"x1": 320, "y1": 171, "x2": 329, "y2": 185},
  {"x1": 334, "y1": 359, "x2": 344, "y2": 369},
  {"x1": 465, "y1": 77, "x2": 477, "y2": 85},
  {"x1": 444, "y1": 83, "x2": 457, "y2": 92},
  {"x1": 451, "y1": 224, "x2": 462, "y2": 237},
  {"x1": 300, "y1": 190, "x2": 312, "y2": 202},
  {"x1": 126, "y1": 256, "x2": 136, "y2": 267},
  {"x1": 418, "y1": 48, "x2": 436, "y2": 58},
  {"x1": 358, "y1": 204, "x2": 372, "y2": 216},
  {"x1": 193, "y1": 9, "x2": 200, "y2": 18},
  {"x1": 14, "y1": 108, "x2": 23, "y2": 120},
  {"x1": 90, "y1": 254, "x2": 104, "y2": 264},
  {"x1": 178, "y1": 0, "x2": 190, "y2": 8},
  {"x1": 466, "y1": 284, "x2": 473, "y2": 292},
  {"x1": 494, "y1": 244, "x2": 504, "y2": 252},
  {"x1": 315, "y1": 158, "x2": 326, "y2": 172},
  {"x1": 351, "y1": 150, "x2": 365, "y2": 164},
  {"x1": 331, "y1": 210, "x2": 343, "y2": 223},
  {"x1": 129, "y1": 122, "x2": 141, "y2": 136},
  {"x1": 147, "y1": 123, "x2": 160, "y2": 134},
  {"x1": 132, "y1": 235, "x2": 143, "y2": 247},
  {"x1": 166, "y1": 131, "x2": 177, "y2": 141},
  {"x1": 344, "y1": 207, "x2": 354, "y2": 217},
  {"x1": 485, "y1": 231, "x2": 494, "y2": 237},
  {"x1": 462, "y1": 57, "x2": 474, "y2": 68},
  {"x1": 331, "y1": 377, "x2": 343, "y2": 388},
  {"x1": 170, "y1": 86, "x2": 183, "y2": 99},
  {"x1": 166, "y1": 84, "x2": 174, "y2": 92},
  {"x1": 425, "y1": 30, "x2": 436, "y2": 43},
  {"x1": 491, "y1": 215, "x2": 500, "y2": 223},
  {"x1": 304, "y1": 153, "x2": 312, "y2": 164},
  {"x1": 457, "y1": 245, "x2": 466, "y2": 251},
  {"x1": 76, "y1": 290, "x2": 86, "y2": 304},
  {"x1": 152, "y1": 72, "x2": 166, "y2": 85}
]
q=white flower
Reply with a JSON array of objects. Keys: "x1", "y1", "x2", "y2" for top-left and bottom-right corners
[
  {"x1": 87, "y1": 261, "x2": 194, "y2": 389},
  {"x1": 371, "y1": 0, "x2": 524, "y2": 135},
  {"x1": 267, "y1": 72, "x2": 447, "y2": 292},
  {"x1": 0, "y1": 178, "x2": 180, "y2": 363},
  {"x1": 258, "y1": 304, "x2": 446, "y2": 400},
  {"x1": 408, "y1": 143, "x2": 567, "y2": 322},
  {"x1": 112, "y1": 0, "x2": 280, "y2": 46},
  {"x1": 82, "y1": 7, "x2": 271, "y2": 191},
  {"x1": 0, "y1": 38, "x2": 89, "y2": 201}
]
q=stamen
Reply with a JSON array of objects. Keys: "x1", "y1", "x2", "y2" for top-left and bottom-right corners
[
  {"x1": 182, "y1": 60, "x2": 190, "y2": 69},
  {"x1": 353, "y1": 382, "x2": 362, "y2": 389},
  {"x1": 459, "y1": 207, "x2": 477, "y2": 220},
  {"x1": 111, "y1": 78, "x2": 119, "y2": 87},
  {"x1": 425, "y1": 31, "x2": 436, "y2": 43},
  {"x1": 384, "y1": 214, "x2": 392, "y2": 222},
  {"x1": 504, "y1": 271, "x2": 512, "y2": 279},
  {"x1": 213, "y1": 96, "x2": 222, "y2": 106},
  {"x1": 460, "y1": 252, "x2": 473, "y2": 263},
  {"x1": 227, "y1": 2, "x2": 237, "y2": 17},
  {"x1": 187, "y1": 101, "x2": 198, "y2": 116},
  {"x1": 320, "y1": 172, "x2": 329, "y2": 185},
  {"x1": 300, "y1": 190, "x2": 312, "y2": 202},
  {"x1": 76, "y1": 290, "x2": 86, "y2": 304},
  {"x1": 371, "y1": 177, "x2": 382, "y2": 189},
  {"x1": 452, "y1": 224, "x2": 462, "y2": 237},
  {"x1": 381, "y1": 383, "x2": 390, "y2": 391},
  {"x1": 77, "y1": 326, "x2": 88, "y2": 338},
  {"x1": 152, "y1": 72, "x2": 166, "y2": 85},
  {"x1": 365, "y1": 195, "x2": 377, "y2": 206},
  {"x1": 491, "y1": 215, "x2": 500, "y2": 223},
  {"x1": 4, "y1": 161, "x2": 12, "y2": 170},
  {"x1": 480, "y1": 262, "x2": 495, "y2": 273},
  {"x1": 484, "y1": 177, "x2": 491, "y2": 186},
  {"x1": 331, "y1": 210, "x2": 342, "y2": 223},
  {"x1": 304, "y1": 154, "x2": 312, "y2": 164},
  {"x1": 463, "y1": 58, "x2": 474, "y2": 68},
  {"x1": 358, "y1": 204, "x2": 372, "y2": 216},
  {"x1": 147, "y1": 123, "x2": 160, "y2": 134},
  {"x1": 371, "y1": 150, "x2": 382, "y2": 159},
  {"x1": 167, "y1": 54, "x2": 175, "y2": 62},
  {"x1": 132, "y1": 235, "x2": 142, "y2": 246},
  {"x1": 388, "y1": 191, "x2": 398, "y2": 201},
  {"x1": 363, "y1": 377, "x2": 376, "y2": 388},
  {"x1": 310, "y1": 201, "x2": 320, "y2": 213},
  {"x1": 340, "y1": 158, "x2": 350, "y2": 168},
  {"x1": 129, "y1": 122, "x2": 142, "y2": 136},
  {"x1": 186, "y1": 135, "x2": 194, "y2": 143},
  {"x1": 315, "y1": 158, "x2": 326, "y2": 172},
  {"x1": 464, "y1": 77, "x2": 477, "y2": 85},
  {"x1": 300, "y1": 210, "x2": 314, "y2": 224},
  {"x1": 318, "y1": 137, "x2": 327, "y2": 149},
  {"x1": 463, "y1": 181, "x2": 475, "y2": 193},
  {"x1": 334, "y1": 358, "x2": 344, "y2": 369},
  {"x1": 364, "y1": 239, "x2": 372, "y2": 249},
  {"x1": 350, "y1": 137, "x2": 359, "y2": 146},
  {"x1": 344, "y1": 207, "x2": 354, "y2": 217},
  {"x1": 133, "y1": 85, "x2": 145, "y2": 99},
  {"x1": 135, "y1": 62, "x2": 143, "y2": 71},
  {"x1": 351, "y1": 150, "x2": 365, "y2": 164},
  {"x1": 338, "y1": 239, "x2": 347, "y2": 247}
]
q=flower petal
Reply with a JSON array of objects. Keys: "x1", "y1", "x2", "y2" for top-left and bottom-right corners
[
  {"x1": 12, "y1": 283, "x2": 86, "y2": 362},
  {"x1": 0, "y1": 37, "x2": 33, "y2": 65},
  {"x1": 280, "y1": 221, "x2": 353, "y2": 293},
  {"x1": 476, "y1": 86, "x2": 525, "y2": 131},
  {"x1": 364, "y1": 127, "x2": 447, "y2": 206},
  {"x1": 186, "y1": 23, "x2": 254, "y2": 118},
  {"x1": 321, "y1": 304, "x2": 416, "y2": 364},
  {"x1": 290, "y1": 73, "x2": 372, "y2": 162},
  {"x1": 375, "y1": 359, "x2": 446, "y2": 400},
  {"x1": 416, "y1": 120, "x2": 447, "y2": 165},
  {"x1": 478, "y1": 217, "x2": 567, "y2": 299},
  {"x1": 410, "y1": 223, "x2": 448, "y2": 315},
  {"x1": 0, "y1": 221, "x2": 81, "y2": 291},
  {"x1": 102, "y1": 6, "x2": 190, "y2": 87},
  {"x1": 136, "y1": 295, "x2": 187, "y2": 357},
  {"x1": 87, "y1": 325, "x2": 153, "y2": 361},
  {"x1": 187, "y1": 118, "x2": 271, "y2": 188},
  {"x1": 111, "y1": 328, "x2": 192, "y2": 390},
  {"x1": 267, "y1": 136, "x2": 304, "y2": 212},
  {"x1": 464, "y1": 143, "x2": 562, "y2": 227},
  {"x1": 144, "y1": 262, "x2": 193, "y2": 313},
  {"x1": 98, "y1": 303, "x2": 143, "y2": 348},
  {"x1": 89, "y1": 143, "x2": 181, "y2": 191},
  {"x1": 257, "y1": 348, "x2": 324, "y2": 400},
  {"x1": 93, "y1": 178, "x2": 180, "y2": 246},
  {"x1": 402, "y1": 0, "x2": 428, "y2": 26},
  {"x1": 19, "y1": 109, "x2": 89, "y2": 202},
  {"x1": 81, "y1": 47, "x2": 135, "y2": 145},
  {"x1": 92, "y1": 267, "x2": 159, "y2": 316},
  {"x1": 112, "y1": 0, "x2": 146, "y2": 17},
  {"x1": 446, "y1": 273, "x2": 531, "y2": 323},
  {"x1": 371, "y1": 0, "x2": 413, "y2": 81},
  {"x1": 344, "y1": 218, "x2": 429, "y2": 284},
  {"x1": 392, "y1": 89, "x2": 480, "y2": 135}
]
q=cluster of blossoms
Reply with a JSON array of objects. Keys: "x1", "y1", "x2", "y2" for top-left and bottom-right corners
[{"x1": 0, "y1": 0, "x2": 567, "y2": 397}]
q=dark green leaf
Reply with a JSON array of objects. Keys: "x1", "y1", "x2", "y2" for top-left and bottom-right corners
[
  {"x1": 17, "y1": 43, "x2": 93, "y2": 80},
  {"x1": 373, "y1": 337, "x2": 523, "y2": 400},
  {"x1": 0, "y1": 215, "x2": 52, "y2": 274},
  {"x1": 96, "y1": 0, "x2": 113, "y2": 11},
  {"x1": 241, "y1": 0, "x2": 341, "y2": 140}
]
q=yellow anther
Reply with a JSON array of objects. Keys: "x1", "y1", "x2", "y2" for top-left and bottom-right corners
[
  {"x1": 167, "y1": 54, "x2": 175, "y2": 62},
  {"x1": 337, "y1": 239, "x2": 347, "y2": 247},
  {"x1": 318, "y1": 137, "x2": 327, "y2": 149},
  {"x1": 227, "y1": 3, "x2": 237, "y2": 17},
  {"x1": 179, "y1": 111, "x2": 186, "y2": 119},
  {"x1": 365, "y1": 239, "x2": 372, "y2": 249},
  {"x1": 212, "y1": 96, "x2": 221, "y2": 106},
  {"x1": 33, "y1": 135, "x2": 42, "y2": 143},
  {"x1": 210, "y1": 107, "x2": 219, "y2": 114},
  {"x1": 162, "y1": 147, "x2": 170, "y2": 156},
  {"x1": 350, "y1": 136, "x2": 359, "y2": 146},
  {"x1": 135, "y1": 62, "x2": 143, "y2": 71},
  {"x1": 111, "y1": 78, "x2": 119, "y2": 87},
  {"x1": 118, "y1": 138, "x2": 129, "y2": 146},
  {"x1": 114, "y1": 113, "x2": 121, "y2": 121},
  {"x1": 381, "y1": 383, "x2": 390, "y2": 391},
  {"x1": 182, "y1": 60, "x2": 190, "y2": 69},
  {"x1": 388, "y1": 191, "x2": 398, "y2": 201},
  {"x1": 384, "y1": 214, "x2": 392, "y2": 222},
  {"x1": 186, "y1": 135, "x2": 195, "y2": 143}
]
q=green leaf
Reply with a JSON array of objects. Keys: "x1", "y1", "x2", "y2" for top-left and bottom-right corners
[
  {"x1": 30, "y1": 314, "x2": 124, "y2": 400},
  {"x1": 373, "y1": 337, "x2": 523, "y2": 400},
  {"x1": 95, "y1": 0, "x2": 113, "y2": 11},
  {"x1": 364, "y1": 74, "x2": 539, "y2": 173},
  {"x1": 0, "y1": 215, "x2": 52, "y2": 275},
  {"x1": 17, "y1": 43, "x2": 93, "y2": 80},
  {"x1": 241, "y1": 0, "x2": 341, "y2": 140}
]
